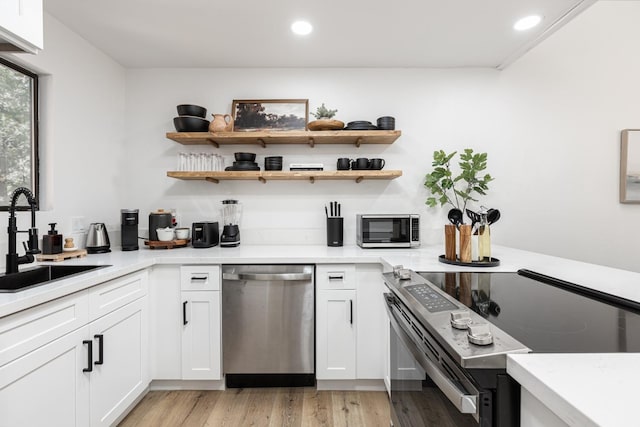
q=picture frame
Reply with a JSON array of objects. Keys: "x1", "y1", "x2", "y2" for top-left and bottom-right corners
[
  {"x1": 231, "y1": 99, "x2": 308, "y2": 132},
  {"x1": 620, "y1": 129, "x2": 640, "y2": 203}
]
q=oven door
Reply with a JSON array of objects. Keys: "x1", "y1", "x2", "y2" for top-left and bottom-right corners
[
  {"x1": 361, "y1": 216, "x2": 410, "y2": 245},
  {"x1": 385, "y1": 293, "x2": 487, "y2": 427}
]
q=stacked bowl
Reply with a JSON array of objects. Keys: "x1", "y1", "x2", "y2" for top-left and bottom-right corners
[
  {"x1": 376, "y1": 116, "x2": 395, "y2": 130},
  {"x1": 264, "y1": 156, "x2": 283, "y2": 171},
  {"x1": 173, "y1": 104, "x2": 210, "y2": 132},
  {"x1": 225, "y1": 152, "x2": 260, "y2": 171}
]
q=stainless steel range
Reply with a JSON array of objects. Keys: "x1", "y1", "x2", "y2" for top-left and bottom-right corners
[{"x1": 383, "y1": 268, "x2": 640, "y2": 427}]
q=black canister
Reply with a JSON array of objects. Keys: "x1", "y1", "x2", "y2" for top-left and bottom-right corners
[
  {"x1": 121, "y1": 209, "x2": 139, "y2": 251},
  {"x1": 148, "y1": 210, "x2": 172, "y2": 241},
  {"x1": 326, "y1": 217, "x2": 344, "y2": 247}
]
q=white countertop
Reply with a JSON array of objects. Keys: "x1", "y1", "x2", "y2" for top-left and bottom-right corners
[
  {"x1": 507, "y1": 353, "x2": 640, "y2": 427},
  {"x1": 2, "y1": 243, "x2": 638, "y2": 427}
]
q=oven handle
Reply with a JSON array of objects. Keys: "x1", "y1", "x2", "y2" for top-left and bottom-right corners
[{"x1": 384, "y1": 294, "x2": 478, "y2": 417}]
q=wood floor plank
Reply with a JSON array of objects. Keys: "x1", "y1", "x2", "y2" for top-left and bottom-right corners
[
  {"x1": 268, "y1": 388, "x2": 306, "y2": 427},
  {"x1": 119, "y1": 388, "x2": 389, "y2": 427}
]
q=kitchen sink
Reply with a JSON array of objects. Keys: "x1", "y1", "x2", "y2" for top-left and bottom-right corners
[{"x1": 0, "y1": 264, "x2": 109, "y2": 293}]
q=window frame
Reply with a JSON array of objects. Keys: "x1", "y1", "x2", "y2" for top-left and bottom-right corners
[{"x1": 0, "y1": 57, "x2": 39, "y2": 211}]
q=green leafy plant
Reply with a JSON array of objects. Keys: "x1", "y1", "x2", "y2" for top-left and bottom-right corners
[
  {"x1": 424, "y1": 149, "x2": 493, "y2": 213},
  {"x1": 312, "y1": 103, "x2": 338, "y2": 119}
]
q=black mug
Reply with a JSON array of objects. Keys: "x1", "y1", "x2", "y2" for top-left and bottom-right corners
[
  {"x1": 369, "y1": 158, "x2": 385, "y2": 170},
  {"x1": 352, "y1": 158, "x2": 370, "y2": 170},
  {"x1": 337, "y1": 158, "x2": 352, "y2": 170}
]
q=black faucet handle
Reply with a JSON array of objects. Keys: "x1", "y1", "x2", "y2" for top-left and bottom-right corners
[{"x1": 26, "y1": 228, "x2": 41, "y2": 254}]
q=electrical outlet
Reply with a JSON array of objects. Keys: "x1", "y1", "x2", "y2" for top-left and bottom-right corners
[{"x1": 70, "y1": 216, "x2": 86, "y2": 233}]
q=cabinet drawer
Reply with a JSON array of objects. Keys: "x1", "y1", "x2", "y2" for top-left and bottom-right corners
[
  {"x1": 0, "y1": 291, "x2": 89, "y2": 366},
  {"x1": 89, "y1": 270, "x2": 148, "y2": 321},
  {"x1": 180, "y1": 265, "x2": 220, "y2": 291},
  {"x1": 316, "y1": 264, "x2": 356, "y2": 290}
]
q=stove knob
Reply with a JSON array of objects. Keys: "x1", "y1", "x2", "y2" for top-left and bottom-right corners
[
  {"x1": 467, "y1": 322, "x2": 494, "y2": 346},
  {"x1": 450, "y1": 310, "x2": 472, "y2": 330}
]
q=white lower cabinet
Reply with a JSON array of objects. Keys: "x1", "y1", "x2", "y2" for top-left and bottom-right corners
[
  {"x1": 181, "y1": 290, "x2": 221, "y2": 380},
  {"x1": 89, "y1": 296, "x2": 148, "y2": 426},
  {"x1": 0, "y1": 270, "x2": 149, "y2": 427},
  {"x1": 0, "y1": 325, "x2": 90, "y2": 427},
  {"x1": 316, "y1": 289, "x2": 357, "y2": 379}
]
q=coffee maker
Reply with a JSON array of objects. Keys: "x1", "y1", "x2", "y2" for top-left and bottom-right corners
[
  {"x1": 121, "y1": 209, "x2": 139, "y2": 251},
  {"x1": 220, "y1": 199, "x2": 241, "y2": 247}
]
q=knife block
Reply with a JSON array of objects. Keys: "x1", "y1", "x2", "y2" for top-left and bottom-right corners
[{"x1": 326, "y1": 217, "x2": 343, "y2": 247}]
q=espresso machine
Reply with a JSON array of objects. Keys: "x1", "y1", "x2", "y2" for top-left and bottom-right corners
[
  {"x1": 220, "y1": 199, "x2": 241, "y2": 247},
  {"x1": 120, "y1": 209, "x2": 139, "y2": 251}
]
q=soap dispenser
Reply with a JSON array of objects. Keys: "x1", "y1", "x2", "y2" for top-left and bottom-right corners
[{"x1": 43, "y1": 223, "x2": 63, "y2": 254}]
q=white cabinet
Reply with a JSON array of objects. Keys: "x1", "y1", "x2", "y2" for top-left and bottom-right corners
[
  {"x1": 0, "y1": 326, "x2": 90, "y2": 427},
  {"x1": 0, "y1": 270, "x2": 149, "y2": 427},
  {"x1": 316, "y1": 288, "x2": 356, "y2": 379},
  {"x1": 181, "y1": 291, "x2": 221, "y2": 380},
  {"x1": 149, "y1": 265, "x2": 222, "y2": 381},
  {"x1": 316, "y1": 263, "x2": 385, "y2": 382},
  {"x1": 88, "y1": 296, "x2": 148, "y2": 427},
  {"x1": 0, "y1": 0, "x2": 43, "y2": 53}
]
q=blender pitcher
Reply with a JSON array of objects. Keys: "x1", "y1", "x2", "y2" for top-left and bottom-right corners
[{"x1": 220, "y1": 199, "x2": 242, "y2": 247}]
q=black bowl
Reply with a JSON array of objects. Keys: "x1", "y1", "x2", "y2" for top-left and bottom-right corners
[
  {"x1": 235, "y1": 152, "x2": 256, "y2": 162},
  {"x1": 173, "y1": 116, "x2": 210, "y2": 132},
  {"x1": 177, "y1": 104, "x2": 207, "y2": 118}
]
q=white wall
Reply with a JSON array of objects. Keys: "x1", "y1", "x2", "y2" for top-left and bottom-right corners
[
  {"x1": 0, "y1": 12, "x2": 126, "y2": 269},
  {"x1": 124, "y1": 2, "x2": 640, "y2": 272}
]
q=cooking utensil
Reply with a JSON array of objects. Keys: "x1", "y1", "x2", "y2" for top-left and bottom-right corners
[
  {"x1": 466, "y1": 209, "x2": 480, "y2": 228},
  {"x1": 447, "y1": 208, "x2": 463, "y2": 227},
  {"x1": 487, "y1": 208, "x2": 501, "y2": 225}
]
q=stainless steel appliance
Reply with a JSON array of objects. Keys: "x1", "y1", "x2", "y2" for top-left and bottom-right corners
[
  {"x1": 120, "y1": 209, "x2": 139, "y2": 251},
  {"x1": 220, "y1": 199, "x2": 241, "y2": 247},
  {"x1": 222, "y1": 264, "x2": 314, "y2": 387},
  {"x1": 356, "y1": 214, "x2": 420, "y2": 248},
  {"x1": 383, "y1": 269, "x2": 640, "y2": 427},
  {"x1": 191, "y1": 221, "x2": 219, "y2": 248},
  {"x1": 86, "y1": 223, "x2": 111, "y2": 254}
]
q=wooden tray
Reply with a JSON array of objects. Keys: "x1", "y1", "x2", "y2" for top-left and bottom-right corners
[
  {"x1": 144, "y1": 239, "x2": 190, "y2": 249},
  {"x1": 438, "y1": 254, "x2": 500, "y2": 267},
  {"x1": 308, "y1": 120, "x2": 345, "y2": 131},
  {"x1": 37, "y1": 249, "x2": 88, "y2": 262}
]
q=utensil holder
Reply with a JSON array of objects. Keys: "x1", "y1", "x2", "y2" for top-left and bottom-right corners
[
  {"x1": 444, "y1": 224, "x2": 456, "y2": 261},
  {"x1": 459, "y1": 224, "x2": 472, "y2": 263},
  {"x1": 326, "y1": 217, "x2": 343, "y2": 247}
]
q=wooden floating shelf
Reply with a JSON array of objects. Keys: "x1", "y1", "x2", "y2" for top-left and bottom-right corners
[
  {"x1": 166, "y1": 130, "x2": 401, "y2": 148},
  {"x1": 167, "y1": 170, "x2": 402, "y2": 184}
]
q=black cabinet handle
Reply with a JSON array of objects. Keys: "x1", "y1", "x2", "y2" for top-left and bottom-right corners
[
  {"x1": 83, "y1": 340, "x2": 93, "y2": 372},
  {"x1": 183, "y1": 301, "x2": 188, "y2": 325},
  {"x1": 350, "y1": 299, "x2": 353, "y2": 325},
  {"x1": 94, "y1": 334, "x2": 104, "y2": 365}
]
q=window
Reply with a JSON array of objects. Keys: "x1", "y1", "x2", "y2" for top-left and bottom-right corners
[{"x1": 0, "y1": 57, "x2": 38, "y2": 210}]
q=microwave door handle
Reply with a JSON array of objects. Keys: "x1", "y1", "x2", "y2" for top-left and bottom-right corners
[{"x1": 384, "y1": 295, "x2": 478, "y2": 416}]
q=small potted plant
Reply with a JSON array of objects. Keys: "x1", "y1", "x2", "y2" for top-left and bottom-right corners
[{"x1": 308, "y1": 103, "x2": 344, "y2": 130}]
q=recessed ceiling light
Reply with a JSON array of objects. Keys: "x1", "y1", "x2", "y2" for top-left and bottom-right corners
[
  {"x1": 291, "y1": 20, "x2": 313, "y2": 36},
  {"x1": 514, "y1": 15, "x2": 542, "y2": 31}
]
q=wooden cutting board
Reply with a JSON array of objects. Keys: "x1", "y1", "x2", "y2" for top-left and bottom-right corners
[
  {"x1": 144, "y1": 239, "x2": 190, "y2": 249},
  {"x1": 36, "y1": 249, "x2": 88, "y2": 262}
]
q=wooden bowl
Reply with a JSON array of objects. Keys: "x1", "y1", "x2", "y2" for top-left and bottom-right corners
[{"x1": 308, "y1": 120, "x2": 345, "y2": 131}]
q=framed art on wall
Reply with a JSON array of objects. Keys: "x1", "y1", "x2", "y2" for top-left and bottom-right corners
[{"x1": 231, "y1": 99, "x2": 308, "y2": 131}]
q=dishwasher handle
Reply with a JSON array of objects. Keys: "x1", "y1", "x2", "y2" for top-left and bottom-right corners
[{"x1": 223, "y1": 272, "x2": 312, "y2": 281}]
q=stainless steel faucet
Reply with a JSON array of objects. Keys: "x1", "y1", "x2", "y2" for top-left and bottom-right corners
[{"x1": 6, "y1": 187, "x2": 40, "y2": 274}]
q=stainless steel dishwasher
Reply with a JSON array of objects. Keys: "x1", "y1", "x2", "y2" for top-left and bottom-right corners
[{"x1": 222, "y1": 264, "x2": 315, "y2": 387}]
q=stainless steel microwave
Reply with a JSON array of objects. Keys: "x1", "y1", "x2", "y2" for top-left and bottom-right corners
[{"x1": 356, "y1": 214, "x2": 420, "y2": 248}]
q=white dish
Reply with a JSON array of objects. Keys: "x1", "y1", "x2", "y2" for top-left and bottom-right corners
[
  {"x1": 156, "y1": 227, "x2": 174, "y2": 241},
  {"x1": 63, "y1": 246, "x2": 78, "y2": 252}
]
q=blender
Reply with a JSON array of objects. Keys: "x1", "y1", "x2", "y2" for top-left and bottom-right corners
[{"x1": 220, "y1": 199, "x2": 242, "y2": 247}]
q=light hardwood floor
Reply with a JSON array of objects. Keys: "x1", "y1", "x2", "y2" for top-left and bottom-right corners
[{"x1": 118, "y1": 388, "x2": 390, "y2": 427}]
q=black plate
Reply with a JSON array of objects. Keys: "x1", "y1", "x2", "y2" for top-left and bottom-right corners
[
  {"x1": 438, "y1": 254, "x2": 500, "y2": 267},
  {"x1": 225, "y1": 166, "x2": 260, "y2": 171}
]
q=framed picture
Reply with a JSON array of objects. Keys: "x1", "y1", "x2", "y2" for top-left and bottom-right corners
[
  {"x1": 232, "y1": 99, "x2": 308, "y2": 131},
  {"x1": 620, "y1": 129, "x2": 640, "y2": 203}
]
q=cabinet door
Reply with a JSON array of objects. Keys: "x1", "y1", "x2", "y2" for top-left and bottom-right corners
[
  {"x1": 89, "y1": 297, "x2": 148, "y2": 427},
  {"x1": 316, "y1": 289, "x2": 356, "y2": 380},
  {"x1": 0, "y1": 326, "x2": 90, "y2": 427},
  {"x1": 0, "y1": 0, "x2": 43, "y2": 52},
  {"x1": 181, "y1": 291, "x2": 221, "y2": 380},
  {"x1": 149, "y1": 265, "x2": 181, "y2": 379}
]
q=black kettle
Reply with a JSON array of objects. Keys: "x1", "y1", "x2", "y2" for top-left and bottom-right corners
[{"x1": 86, "y1": 223, "x2": 111, "y2": 253}]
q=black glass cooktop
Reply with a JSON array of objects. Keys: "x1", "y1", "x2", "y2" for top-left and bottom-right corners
[{"x1": 417, "y1": 270, "x2": 640, "y2": 353}]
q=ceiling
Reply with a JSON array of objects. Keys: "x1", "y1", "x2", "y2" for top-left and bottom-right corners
[{"x1": 44, "y1": 0, "x2": 597, "y2": 69}]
